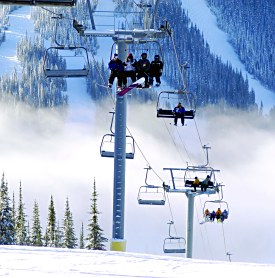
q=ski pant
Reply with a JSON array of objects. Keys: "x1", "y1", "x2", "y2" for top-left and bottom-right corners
[{"x1": 174, "y1": 112, "x2": 185, "y2": 125}]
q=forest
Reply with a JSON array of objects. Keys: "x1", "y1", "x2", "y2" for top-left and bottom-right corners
[
  {"x1": 0, "y1": 0, "x2": 266, "y2": 111},
  {"x1": 0, "y1": 173, "x2": 108, "y2": 249}
]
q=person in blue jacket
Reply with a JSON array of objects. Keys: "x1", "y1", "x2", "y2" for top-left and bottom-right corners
[
  {"x1": 108, "y1": 53, "x2": 126, "y2": 89},
  {"x1": 173, "y1": 102, "x2": 185, "y2": 126}
]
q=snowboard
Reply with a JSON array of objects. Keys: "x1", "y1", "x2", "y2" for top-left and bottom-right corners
[{"x1": 117, "y1": 77, "x2": 145, "y2": 96}]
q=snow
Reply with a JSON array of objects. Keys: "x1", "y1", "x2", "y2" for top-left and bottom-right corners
[
  {"x1": 1, "y1": 245, "x2": 275, "y2": 277},
  {"x1": 181, "y1": 0, "x2": 275, "y2": 112},
  {"x1": 1, "y1": 1, "x2": 275, "y2": 270}
]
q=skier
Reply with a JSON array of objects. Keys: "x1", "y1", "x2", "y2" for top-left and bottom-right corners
[
  {"x1": 149, "y1": 54, "x2": 163, "y2": 86},
  {"x1": 136, "y1": 53, "x2": 150, "y2": 88},
  {"x1": 108, "y1": 53, "x2": 126, "y2": 90},
  {"x1": 123, "y1": 53, "x2": 137, "y2": 84},
  {"x1": 173, "y1": 102, "x2": 185, "y2": 126}
]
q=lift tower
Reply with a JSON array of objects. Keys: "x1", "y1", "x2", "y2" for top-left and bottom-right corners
[
  {"x1": 163, "y1": 146, "x2": 221, "y2": 258},
  {"x1": 82, "y1": 2, "x2": 166, "y2": 251}
]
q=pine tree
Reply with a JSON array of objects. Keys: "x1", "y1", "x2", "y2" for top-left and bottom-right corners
[
  {"x1": 86, "y1": 178, "x2": 108, "y2": 250},
  {"x1": 79, "y1": 222, "x2": 84, "y2": 249},
  {"x1": 25, "y1": 221, "x2": 31, "y2": 246},
  {"x1": 15, "y1": 181, "x2": 28, "y2": 245},
  {"x1": 55, "y1": 221, "x2": 63, "y2": 248},
  {"x1": 62, "y1": 197, "x2": 77, "y2": 249},
  {"x1": 44, "y1": 195, "x2": 57, "y2": 247},
  {"x1": 12, "y1": 192, "x2": 16, "y2": 226},
  {"x1": 0, "y1": 173, "x2": 15, "y2": 245},
  {"x1": 31, "y1": 200, "x2": 43, "y2": 246}
]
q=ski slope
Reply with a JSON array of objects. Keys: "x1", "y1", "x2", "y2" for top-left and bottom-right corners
[
  {"x1": 1, "y1": 245, "x2": 275, "y2": 278},
  {"x1": 181, "y1": 0, "x2": 275, "y2": 112},
  {"x1": 0, "y1": 2, "x2": 275, "y2": 266}
]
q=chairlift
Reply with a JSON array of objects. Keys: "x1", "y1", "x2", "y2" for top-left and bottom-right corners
[
  {"x1": 163, "y1": 165, "x2": 220, "y2": 194},
  {"x1": 100, "y1": 134, "x2": 135, "y2": 159},
  {"x1": 163, "y1": 221, "x2": 186, "y2": 254},
  {"x1": 0, "y1": 0, "x2": 76, "y2": 6},
  {"x1": 100, "y1": 112, "x2": 135, "y2": 159},
  {"x1": 157, "y1": 90, "x2": 196, "y2": 119},
  {"x1": 43, "y1": 46, "x2": 90, "y2": 78},
  {"x1": 183, "y1": 166, "x2": 217, "y2": 189},
  {"x1": 130, "y1": 39, "x2": 164, "y2": 63},
  {"x1": 137, "y1": 167, "x2": 166, "y2": 205},
  {"x1": 203, "y1": 200, "x2": 229, "y2": 223}
]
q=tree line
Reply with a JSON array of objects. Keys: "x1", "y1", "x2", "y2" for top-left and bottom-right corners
[
  {"x1": 206, "y1": 0, "x2": 275, "y2": 92},
  {"x1": 0, "y1": 173, "x2": 108, "y2": 250},
  {"x1": 0, "y1": 0, "x2": 261, "y2": 110}
]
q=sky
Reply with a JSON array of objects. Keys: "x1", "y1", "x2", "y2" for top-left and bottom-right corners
[{"x1": 0, "y1": 0, "x2": 275, "y2": 267}]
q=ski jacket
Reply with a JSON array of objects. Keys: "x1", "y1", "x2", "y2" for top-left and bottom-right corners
[
  {"x1": 136, "y1": 58, "x2": 150, "y2": 73},
  {"x1": 124, "y1": 58, "x2": 137, "y2": 71},
  {"x1": 108, "y1": 58, "x2": 124, "y2": 72},
  {"x1": 216, "y1": 209, "x2": 222, "y2": 217},
  {"x1": 150, "y1": 60, "x2": 163, "y2": 75},
  {"x1": 173, "y1": 106, "x2": 185, "y2": 114}
]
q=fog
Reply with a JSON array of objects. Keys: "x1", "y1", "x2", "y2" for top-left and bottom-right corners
[
  {"x1": 1, "y1": 3, "x2": 275, "y2": 266},
  {"x1": 1, "y1": 94, "x2": 275, "y2": 264}
]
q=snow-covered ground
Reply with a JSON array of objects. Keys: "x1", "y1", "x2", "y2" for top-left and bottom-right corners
[{"x1": 1, "y1": 245, "x2": 275, "y2": 277}]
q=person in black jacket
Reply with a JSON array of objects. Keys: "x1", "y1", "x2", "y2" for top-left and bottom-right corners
[
  {"x1": 108, "y1": 53, "x2": 126, "y2": 89},
  {"x1": 136, "y1": 53, "x2": 150, "y2": 88},
  {"x1": 149, "y1": 54, "x2": 163, "y2": 86}
]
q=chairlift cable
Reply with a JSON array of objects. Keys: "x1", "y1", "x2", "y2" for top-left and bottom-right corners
[
  {"x1": 175, "y1": 125, "x2": 193, "y2": 162},
  {"x1": 216, "y1": 188, "x2": 230, "y2": 260},
  {"x1": 40, "y1": 6, "x2": 75, "y2": 21},
  {"x1": 82, "y1": 35, "x2": 116, "y2": 107},
  {"x1": 195, "y1": 200, "x2": 215, "y2": 260},
  {"x1": 126, "y1": 126, "x2": 163, "y2": 183}
]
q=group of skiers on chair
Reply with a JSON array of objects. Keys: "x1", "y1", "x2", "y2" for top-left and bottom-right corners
[
  {"x1": 185, "y1": 175, "x2": 214, "y2": 192},
  {"x1": 108, "y1": 52, "x2": 163, "y2": 90},
  {"x1": 204, "y1": 208, "x2": 229, "y2": 223}
]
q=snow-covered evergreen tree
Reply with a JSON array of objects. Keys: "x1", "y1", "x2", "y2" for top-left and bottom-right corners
[
  {"x1": 31, "y1": 200, "x2": 43, "y2": 246},
  {"x1": 25, "y1": 221, "x2": 31, "y2": 246},
  {"x1": 44, "y1": 195, "x2": 57, "y2": 247},
  {"x1": 55, "y1": 221, "x2": 63, "y2": 248},
  {"x1": 86, "y1": 178, "x2": 108, "y2": 250},
  {"x1": 0, "y1": 173, "x2": 15, "y2": 245},
  {"x1": 62, "y1": 197, "x2": 77, "y2": 249},
  {"x1": 79, "y1": 222, "x2": 85, "y2": 249},
  {"x1": 15, "y1": 181, "x2": 28, "y2": 245}
]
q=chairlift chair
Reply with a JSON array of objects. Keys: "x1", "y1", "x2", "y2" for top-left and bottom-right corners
[
  {"x1": 100, "y1": 111, "x2": 135, "y2": 159},
  {"x1": 183, "y1": 166, "x2": 217, "y2": 188},
  {"x1": 157, "y1": 90, "x2": 196, "y2": 119},
  {"x1": 137, "y1": 167, "x2": 166, "y2": 205},
  {"x1": 163, "y1": 221, "x2": 186, "y2": 254},
  {"x1": 43, "y1": 46, "x2": 90, "y2": 78},
  {"x1": 203, "y1": 199, "x2": 229, "y2": 222},
  {"x1": 100, "y1": 134, "x2": 135, "y2": 159},
  {"x1": 0, "y1": 0, "x2": 77, "y2": 6}
]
